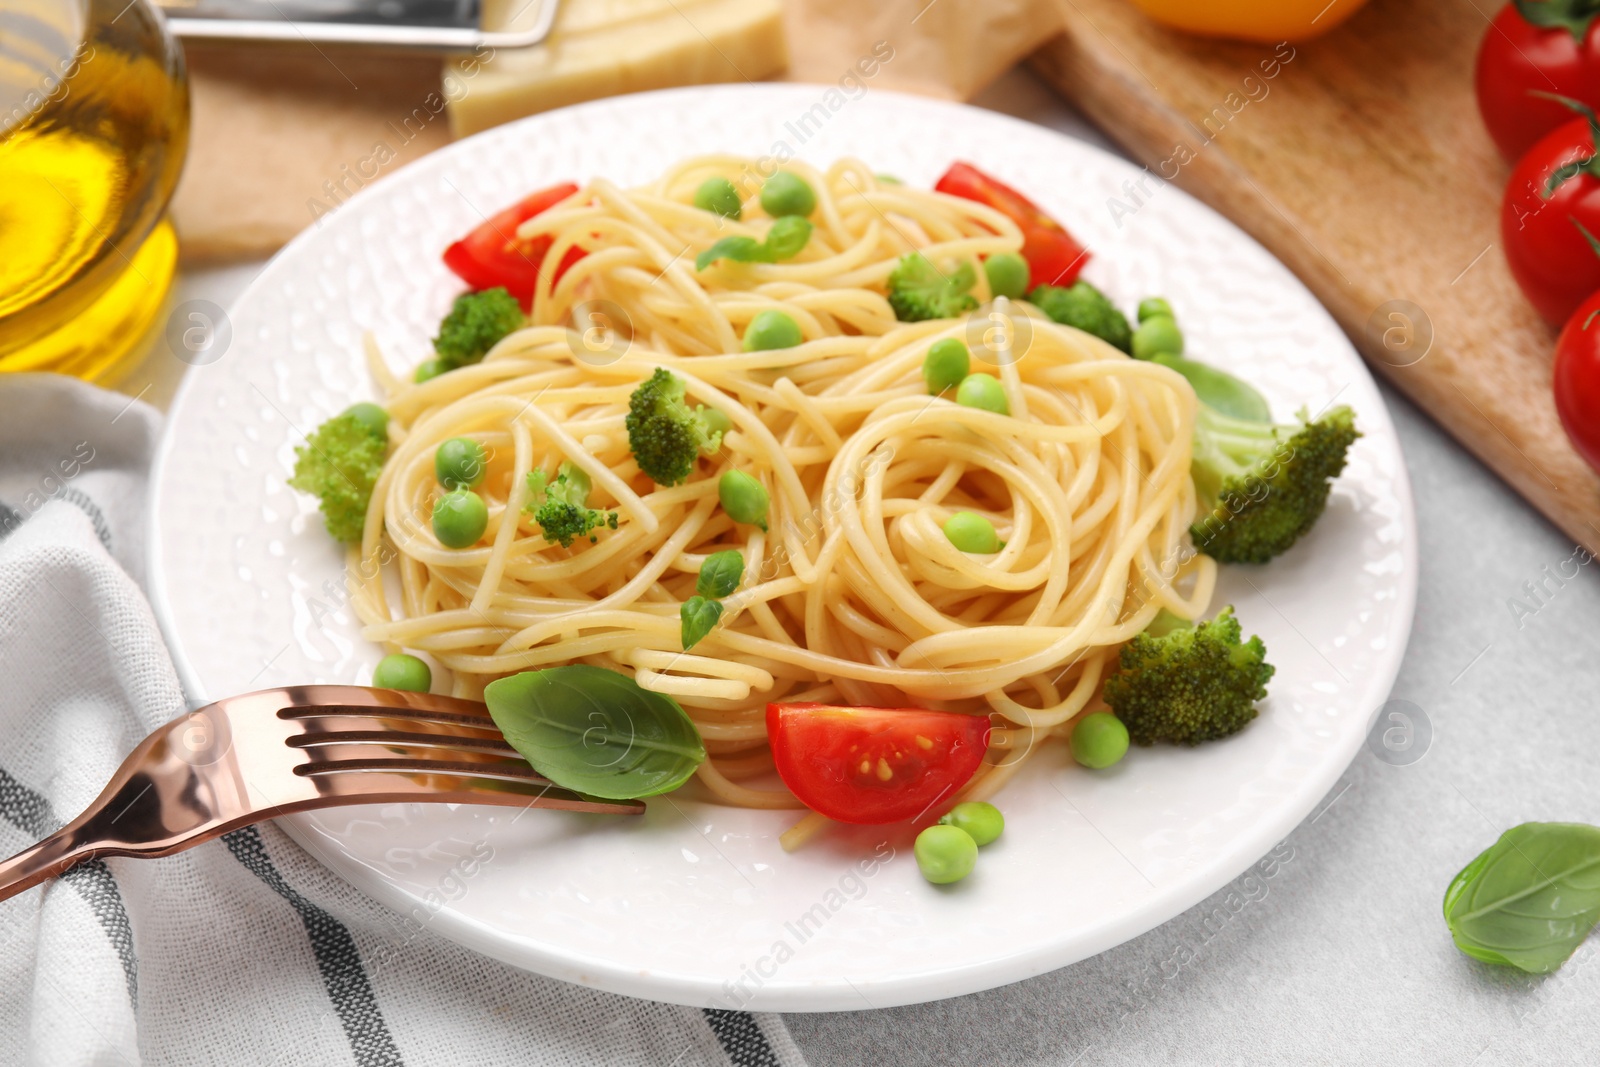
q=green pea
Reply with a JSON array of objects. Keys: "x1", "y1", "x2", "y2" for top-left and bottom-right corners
[
  {"x1": 875, "y1": 173, "x2": 904, "y2": 186},
  {"x1": 956, "y1": 372, "x2": 1009, "y2": 415},
  {"x1": 922, "y1": 338, "x2": 970, "y2": 394},
  {"x1": 1137, "y1": 297, "x2": 1174, "y2": 323},
  {"x1": 914, "y1": 824, "x2": 978, "y2": 885},
  {"x1": 943, "y1": 511, "x2": 1001, "y2": 554},
  {"x1": 760, "y1": 171, "x2": 816, "y2": 218},
  {"x1": 432, "y1": 488, "x2": 488, "y2": 548},
  {"x1": 939, "y1": 801, "x2": 1004, "y2": 846},
  {"x1": 719, "y1": 470, "x2": 770, "y2": 530},
  {"x1": 742, "y1": 309, "x2": 804, "y2": 351},
  {"x1": 414, "y1": 358, "x2": 446, "y2": 383},
  {"x1": 434, "y1": 437, "x2": 487, "y2": 489},
  {"x1": 343, "y1": 402, "x2": 389, "y2": 438},
  {"x1": 983, "y1": 253, "x2": 1030, "y2": 300},
  {"x1": 693, "y1": 177, "x2": 742, "y2": 219},
  {"x1": 1131, "y1": 315, "x2": 1184, "y2": 360},
  {"x1": 1070, "y1": 712, "x2": 1130, "y2": 769},
  {"x1": 372, "y1": 653, "x2": 431, "y2": 692},
  {"x1": 702, "y1": 407, "x2": 733, "y2": 436}
]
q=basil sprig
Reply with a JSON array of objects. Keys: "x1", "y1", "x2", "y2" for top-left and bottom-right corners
[
  {"x1": 1444, "y1": 821, "x2": 1600, "y2": 973},
  {"x1": 695, "y1": 216, "x2": 812, "y2": 270},
  {"x1": 680, "y1": 549, "x2": 744, "y2": 650},
  {"x1": 696, "y1": 549, "x2": 745, "y2": 599},
  {"x1": 679, "y1": 597, "x2": 723, "y2": 651},
  {"x1": 483, "y1": 665, "x2": 705, "y2": 800}
]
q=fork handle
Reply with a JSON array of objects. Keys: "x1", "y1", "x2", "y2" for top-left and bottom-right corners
[{"x1": 0, "y1": 832, "x2": 95, "y2": 904}]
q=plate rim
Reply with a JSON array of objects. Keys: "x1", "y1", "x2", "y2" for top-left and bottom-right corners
[{"x1": 146, "y1": 82, "x2": 1419, "y2": 1011}]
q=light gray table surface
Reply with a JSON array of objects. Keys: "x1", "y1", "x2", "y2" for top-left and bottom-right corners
[{"x1": 129, "y1": 67, "x2": 1600, "y2": 1066}]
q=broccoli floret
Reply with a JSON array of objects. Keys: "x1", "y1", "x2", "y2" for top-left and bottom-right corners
[
  {"x1": 1027, "y1": 281, "x2": 1132, "y2": 352},
  {"x1": 1103, "y1": 607, "x2": 1275, "y2": 746},
  {"x1": 432, "y1": 287, "x2": 525, "y2": 370},
  {"x1": 624, "y1": 368, "x2": 726, "y2": 486},
  {"x1": 1189, "y1": 404, "x2": 1360, "y2": 564},
  {"x1": 886, "y1": 253, "x2": 980, "y2": 322},
  {"x1": 288, "y1": 409, "x2": 387, "y2": 543},
  {"x1": 524, "y1": 463, "x2": 618, "y2": 547}
]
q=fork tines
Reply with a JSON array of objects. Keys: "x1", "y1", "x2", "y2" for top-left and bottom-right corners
[{"x1": 274, "y1": 694, "x2": 642, "y2": 815}]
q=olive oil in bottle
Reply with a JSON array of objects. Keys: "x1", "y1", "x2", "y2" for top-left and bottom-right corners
[{"x1": 0, "y1": 0, "x2": 189, "y2": 382}]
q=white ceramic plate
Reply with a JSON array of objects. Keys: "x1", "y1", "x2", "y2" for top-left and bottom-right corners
[{"x1": 149, "y1": 85, "x2": 1416, "y2": 1012}]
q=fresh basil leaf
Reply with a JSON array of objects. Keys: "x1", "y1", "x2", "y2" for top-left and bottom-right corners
[
  {"x1": 1443, "y1": 847, "x2": 1514, "y2": 967},
  {"x1": 697, "y1": 549, "x2": 745, "y2": 600},
  {"x1": 763, "y1": 216, "x2": 812, "y2": 261},
  {"x1": 483, "y1": 665, "x2": 705, "y2": 800},
  {"x1": 1443, "y1": 821, "x2": 1600, "y2": 973},
  {"x1": 1153, "y1": 354, "x2": 1271, "y2": 423},
  {"x1": 696, "y1": 217, "x2": 813, "y2": 271},
  {"x1": 680, "y1": 595, "x2": 723, "y2": 650},
  {"x1": 696, "y1": 236, "x2": 768, "y2": 271}
]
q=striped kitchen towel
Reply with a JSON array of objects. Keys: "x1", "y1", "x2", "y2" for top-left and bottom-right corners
[{"x1": 0, "y1": 374, "x2": 806, "y2": 1067}]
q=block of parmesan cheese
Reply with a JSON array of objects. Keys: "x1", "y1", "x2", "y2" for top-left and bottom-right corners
[{"x1": 445, "y1": 0, "x2": 788, "y2": 137}]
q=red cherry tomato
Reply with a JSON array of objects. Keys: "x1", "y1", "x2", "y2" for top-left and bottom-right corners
[
  {"x1": 1554, "y1": 290, "x2": 1600, "y2": 474},
  {"x1": 934, "y1": 162, "x2": 1089, "y2": 289},
  {"x1": 442, "y1": 182, "x2": 585, "y2": 306},
  {"x1": 766, "y1": 703, "x2": 990, "y2": 824},
  {"x1": 1476, "y1": 2, "x2": 1600, "y2": 164},
  {"x1": 1501, "y1": 112, "x2": 1600, "y2": 325}
]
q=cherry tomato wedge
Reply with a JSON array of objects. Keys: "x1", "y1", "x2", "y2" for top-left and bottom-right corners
[
  {"x1": 934, "y1": 162, "x2": 1089, "y2": 290},
  {"x1": 442, "y1": 181, "x2": 585, "y2": 307},
  {"x1": 1502, "y1": 112, "x2": 1600, "y2": 326},
  {"x1": 1476, "y1": 2, "x2": 1600, "y2": 164},
  {"x1": 1554, "y1": 290, "x2": 1600, "y2": 475},
  {"x1": 767, "y1": 702, "x2": 990, "y2": 824}
]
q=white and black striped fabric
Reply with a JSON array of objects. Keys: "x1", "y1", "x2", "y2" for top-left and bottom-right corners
[{"x1": 0, "y1": 374, "x2": 806, "y2": 1067}]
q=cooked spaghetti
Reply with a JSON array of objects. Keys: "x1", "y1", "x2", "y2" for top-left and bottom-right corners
[{"x1": 346, "y1": 156, "x2": 1215, "y2": 821}]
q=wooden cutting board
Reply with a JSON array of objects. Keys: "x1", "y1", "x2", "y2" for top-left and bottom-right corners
[
  {"x1": 170, "y1": 0, "x2": 1061, "y2": 260},
  {"x1": 1031, "y1": 0, "x2": 1600, "y2": 557}
]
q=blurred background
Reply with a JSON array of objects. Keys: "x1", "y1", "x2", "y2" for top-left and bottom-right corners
[{"x1": 0, "y1": 0, "x2": 1366, "y2": 383}]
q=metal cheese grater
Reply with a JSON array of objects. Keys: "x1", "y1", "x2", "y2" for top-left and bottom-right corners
[{"x1": 157, "y1": 0, "x2": 558, "y2": 51}]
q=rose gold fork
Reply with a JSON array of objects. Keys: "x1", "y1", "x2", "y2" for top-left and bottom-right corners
[{"x1": 0, "y1": 685, "x2": 642, "y2": 902}]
